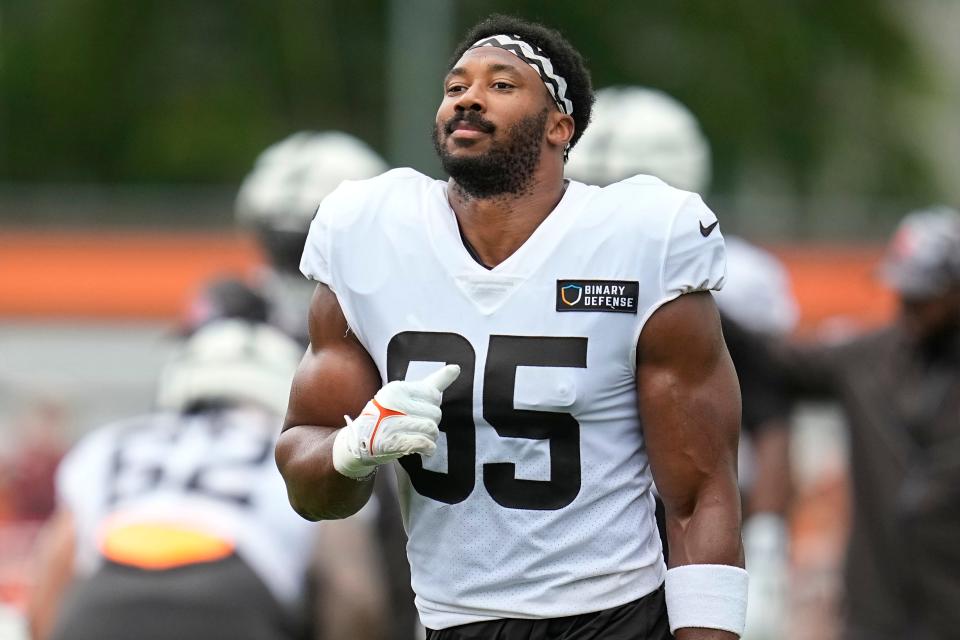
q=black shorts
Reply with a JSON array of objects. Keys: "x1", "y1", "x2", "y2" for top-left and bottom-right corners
[
  {"x1": 425, "y1": 586, "x2": 672, "y2": 640},
  {"x1": 49, "y1": 554, "x2": 306, "y2": 640}
]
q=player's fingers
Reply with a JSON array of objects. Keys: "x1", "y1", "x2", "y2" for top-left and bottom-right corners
[
  {"x1": 375, "y1": 431, "x2": 436, "y2": 458},
  {"x1": 402, "y1": 401, "x2": 442, "y2": 424},
  {"x1": 384, "y1": 416, "x2": 439, "y2": 439},
  {"x1": 396, "y1": 434, "x2": 437, "y2": 457},
  {"x1": 422, "y1": 364, "x2": 461, "y2": 392},
  {"x1": 375, "y1": 391, "x2": 443, "y2": 422}
]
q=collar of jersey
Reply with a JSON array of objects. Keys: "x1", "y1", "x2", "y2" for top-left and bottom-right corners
[{"x1": 428, "y1": 179, "x2": 587, "y2": 279}]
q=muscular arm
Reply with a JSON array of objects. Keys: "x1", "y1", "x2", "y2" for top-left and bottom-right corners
[
  {"x1": 639, "y1": 292, "x2": 744, "y2": 640},
  {"x1": 276, "y1": 284, "x2": 382, "y2": 520}
]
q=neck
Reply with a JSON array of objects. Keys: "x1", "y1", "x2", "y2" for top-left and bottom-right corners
[{"x1": 448, "y1": 166, "x2": 567, "y2": 269}]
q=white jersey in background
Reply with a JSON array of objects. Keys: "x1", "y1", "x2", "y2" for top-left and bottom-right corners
[
  {"x1": 301, "y1": 168, "x2": 726, "y2": 629},
  {"x1": 56, "y1": 408, "x2": 319, "y2": 611}
]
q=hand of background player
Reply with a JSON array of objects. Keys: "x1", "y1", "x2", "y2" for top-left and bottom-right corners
[{"x1": 332, "y1": 365, "x2": 461, "y2": 479}]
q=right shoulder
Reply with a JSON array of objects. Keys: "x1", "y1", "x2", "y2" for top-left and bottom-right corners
[
  {"x1": 313, "y1": 167, "x2": 438, "y2": 230},
  {"x1": 301, "y1": 168, "x2": 440, "y2": 285}
]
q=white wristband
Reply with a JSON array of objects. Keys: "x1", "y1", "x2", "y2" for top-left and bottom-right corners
[{"x1": 665, "y1": 564, "x2": 749, "y2": 635}]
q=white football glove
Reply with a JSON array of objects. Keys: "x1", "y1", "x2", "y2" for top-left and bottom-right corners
[
  {"x1": 741, "y1": 513, "x2": 789, "y2": 640},
  {"x1": 332, "y1": 364, "x2": 461, "y2": 479}
]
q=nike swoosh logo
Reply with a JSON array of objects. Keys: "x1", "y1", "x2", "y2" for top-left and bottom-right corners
[{"x1": 699, "y1": 220, "x2": 719, "y2": 237}]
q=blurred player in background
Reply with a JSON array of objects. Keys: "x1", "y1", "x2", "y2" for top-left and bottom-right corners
[
  {"x1": 567, "y1": 85, "x2": 797, "y2": 640},
  {"x1": 193, "y1": 131, "x2": 389, "y2": 344},
  {"x1": 27, "y1": 319, "x2": 386, "y2": 640},
  {"x1": 221, "y1": 131, "x2": 418, "y2": 640},
  {"x1": 780, "y1": 207, "x2": 960, "y2": 640}
]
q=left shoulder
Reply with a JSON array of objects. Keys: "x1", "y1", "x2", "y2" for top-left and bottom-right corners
[
  {"x1": 585, "y1": 176, "x2": 727, "y2": 303},
  {"x1": 584, "y1": 175, "x2": 717, "y2": 242},
  {"x1": 592, "y1": 173, "x2": 688, "y2": 206}
]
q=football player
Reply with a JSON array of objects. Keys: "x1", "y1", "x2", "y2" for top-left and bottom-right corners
[
  {"x1": 567, "y1": 85, "x2": 797, "y2": 640},
  {"x1": 278, "y1": 14, "x2": 746, "y2": 640},
  {"x1": 28, "y1": 320, "x2": 385, "y2": 640}
]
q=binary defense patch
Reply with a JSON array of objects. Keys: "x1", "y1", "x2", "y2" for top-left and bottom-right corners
[{"x1": 556, "y1": 280, "x2": 639, "y2": 313}]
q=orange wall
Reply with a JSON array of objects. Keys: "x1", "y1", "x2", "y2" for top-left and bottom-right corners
[
  {"x1": 769, "y1": 244, "x2": 896, "y2": 334},
  {"x1": 0, "y1": 230, "x2": 263, "y2": 319},
  {"x1": 0, "y1": 230, "x2": 896, "y2": 332}
]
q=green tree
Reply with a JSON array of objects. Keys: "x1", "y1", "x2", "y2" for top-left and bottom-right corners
[
  {"x1": 458, "y1": 0, "x2": 934, "y2": 204},
  {"x1": 0, "y1": 0, "x2": 939, "y2": 221},
  {"x1": 0, "y1": 0, "x2": 388, "y2": 182}
]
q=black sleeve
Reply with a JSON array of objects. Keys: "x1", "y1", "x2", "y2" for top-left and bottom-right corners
[
  {"x1": 721, "y1": 315, "x2": 792, "y2": 436},
  {"x1": 774, "y1": 337, "x2": 848, "y2": 401}
]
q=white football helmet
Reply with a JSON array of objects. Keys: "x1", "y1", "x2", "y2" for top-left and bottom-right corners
[
  {"x1": 236, "y1": 130, "x2": 388, "y2": 234},
  {"x1": 156, "y1": 319, "x2": 303, "y2": 416},
  {"x1": 566, "y1": 86, "x2": 711, "y2": 193}
]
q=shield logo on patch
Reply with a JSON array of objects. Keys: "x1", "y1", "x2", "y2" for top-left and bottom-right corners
[{"x1": 560, "y1": 284, "x2": 582, "y2": 306}]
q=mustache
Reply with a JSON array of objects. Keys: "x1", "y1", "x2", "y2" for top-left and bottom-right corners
[{"x1": 444, "y1": 111, "x2": 496, "y2": 135}]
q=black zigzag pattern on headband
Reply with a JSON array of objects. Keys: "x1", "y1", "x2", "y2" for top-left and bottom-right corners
[{"x1": 469, "y1": 35, "x2": 572, "y2": 115}]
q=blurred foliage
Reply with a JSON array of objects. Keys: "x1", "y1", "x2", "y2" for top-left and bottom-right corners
[
  {"x1": 457, "y1": 0, "x2": 934, "y2": 200},
  {"x1": 0, "y1": 0, "x2": 388, "y2": 182},
  {"x1": 0, "y1": 0, "x2": 939, "y2": 203}
]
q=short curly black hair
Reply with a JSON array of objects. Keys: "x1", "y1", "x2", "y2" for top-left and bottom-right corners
[{"x1": 449, "y1": 14, "x2": 594, "y2": 153}]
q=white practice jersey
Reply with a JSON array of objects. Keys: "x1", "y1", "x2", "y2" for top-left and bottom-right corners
[
  {"x1": 56, "y1": 409, "x2": 319, "y2": 610},
  {"x1": 301, "y1": 168, "x2": 726, "y2": 628}
]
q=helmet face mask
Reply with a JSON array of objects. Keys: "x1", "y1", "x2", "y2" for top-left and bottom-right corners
[
  {"x1": 236, "y1": 131, "x2": 388, "y2": 273},
  {"x1": 565, "y1": 86, "x2": 711, "y2": 193},
  {"x1": 181, "y1": 278, "x2": 271, "y2": 334},
  {"x1": 255, "y1": 225, "x2": 310, "y2": 275}
]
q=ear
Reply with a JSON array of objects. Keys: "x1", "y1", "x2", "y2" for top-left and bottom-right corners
[{"x1": 546, "y1": 112, "x2": 575, "y2": 152}]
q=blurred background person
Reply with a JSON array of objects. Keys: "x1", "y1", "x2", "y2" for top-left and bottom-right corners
[
  {"x1": 566, "y1": 85, "x2": 798, "y2": 640},
  {"x1": 780, "y1": 207, "x2": 960, "y2": 640},
  {"x1": 27, "y1": 318, "x2": 386, "y2": 640},
  {"x1": 225, "y1": 131, "x2": 389, "y2": 344},
  {"x1": 190, "y1": 130, "x2": 418, "y2": 640}
]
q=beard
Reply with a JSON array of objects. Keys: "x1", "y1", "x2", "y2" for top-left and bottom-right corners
[{"x1": 432, "y1": 108, "x2": 549, "y2": 199}]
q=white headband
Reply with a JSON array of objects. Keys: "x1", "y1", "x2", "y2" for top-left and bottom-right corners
[{"x1": 469, "y1": 35, "x2": 573, "y2": 116}]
